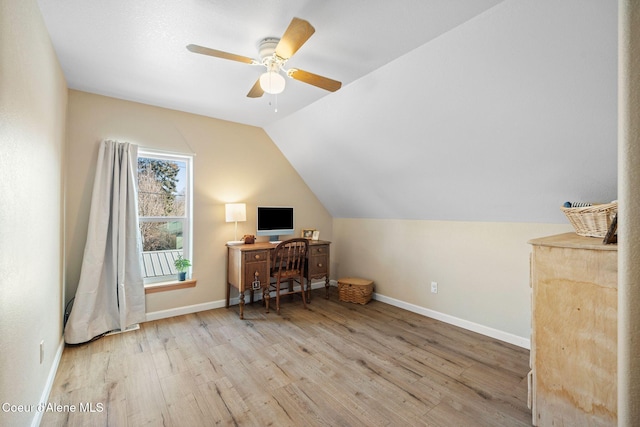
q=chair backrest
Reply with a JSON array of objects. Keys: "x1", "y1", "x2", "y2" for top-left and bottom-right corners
[{"x1": 272, "y1": 238, "x2": 309, "y2": 280}]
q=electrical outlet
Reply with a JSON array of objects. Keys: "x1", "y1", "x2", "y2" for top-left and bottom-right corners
[
  {"x1": 40, "y1": 340, "x2": 44, "y2": 364},
  {"x1": 431, "y1": 282, "x2": 438, "y2": 294}
]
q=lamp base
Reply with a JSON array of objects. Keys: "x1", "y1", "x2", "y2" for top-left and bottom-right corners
[{"x1": 226, "y1": 240, "x2": 245, "y2": 246}]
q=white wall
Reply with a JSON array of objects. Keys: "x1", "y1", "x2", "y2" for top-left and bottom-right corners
[
  {"x1": 267, "y1": 0, "x2": 617, "y2": 347},
  {"x1": 333, "y1": 219, "x2": 572, "y2": 345},
  {"x1": 0, "y1": 0, "x2": 67, "y2": 426},
  {"x1": 267, "y1": 0, "x2": 617, "y2": 223}
]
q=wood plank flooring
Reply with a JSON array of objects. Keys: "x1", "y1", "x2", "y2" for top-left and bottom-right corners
[{"x1": 41, "y1": 289, "x2": 532, "y2": 426}]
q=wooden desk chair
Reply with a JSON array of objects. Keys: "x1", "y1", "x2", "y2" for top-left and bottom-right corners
[{"x1": 267, "y1": 238, "x2": 309, "y2": 314}]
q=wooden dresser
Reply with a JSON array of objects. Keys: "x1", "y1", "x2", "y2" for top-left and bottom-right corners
[
  {"x1": 528, "y1": 233, "x2": 617, "y2": 426},
  {"x1": 226, "y1": 240, "x2": 331, "y2": 319}
]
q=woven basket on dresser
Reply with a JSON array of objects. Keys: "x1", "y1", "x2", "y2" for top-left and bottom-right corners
[
  {"x1": 338, "y1": 277, "x2": 374, "y2": 305},
  {"x1": 561, "y1": 202, "x2": 617, "y2": 238}
]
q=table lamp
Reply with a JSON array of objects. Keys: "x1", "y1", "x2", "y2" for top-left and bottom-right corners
[{"x1": 225, "y1": 203, "x2": 246, "y2": 245}]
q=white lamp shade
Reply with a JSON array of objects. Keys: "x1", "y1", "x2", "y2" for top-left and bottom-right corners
[
  {"x1": 225, "y1": 203, "x2": 246, "y2": 222},
  {"x1": 259, "y1": 71, "x2": 285, "y2": 94}
]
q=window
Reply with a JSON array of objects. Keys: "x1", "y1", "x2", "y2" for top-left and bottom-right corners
[{"x1": 137, "y1": 150, "x2": 192, "y2": 283}]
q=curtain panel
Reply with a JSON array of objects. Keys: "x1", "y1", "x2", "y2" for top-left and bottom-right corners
[{"x1": 65, "y1": 140, "x2": 145, "y2": 344}]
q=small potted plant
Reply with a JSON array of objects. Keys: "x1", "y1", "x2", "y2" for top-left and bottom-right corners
[{"x1": 174, "y1": 255, "x2": 192, "y2": 281}]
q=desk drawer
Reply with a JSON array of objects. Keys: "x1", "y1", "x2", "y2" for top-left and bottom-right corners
[
  {"x1": 310, "y1": 245, "x2": 328, "y2": 257},
  {"x1": 244, "y1": 261, "x2": 268, "y2": 290},
  {"x1": 308, "y1": 255, "x2": 328, "y2": 276},
  {"x1": 244, "y1": 250, "x2": 268, "y2": 262}
]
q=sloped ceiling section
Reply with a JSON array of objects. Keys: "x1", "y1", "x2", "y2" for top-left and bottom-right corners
[
  {"x1": 36, "y1": 0, "x2": 504, "y2": 128},
  {"x1": 265, "y1": 0, "x2": 618, "y2": 223}
]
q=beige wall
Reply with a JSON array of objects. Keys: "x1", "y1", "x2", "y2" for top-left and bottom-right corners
[
  {"x1": 333, "y1": 218, "x2": 573, "y2": 343},
  {"x1": 0, "y1": 0, "x2": 67, "y2": 425},
  {"x1": 618, "y1": 0, "x2": 640, "y2": 423},
  {"x1": 65, "y1": 90, "x2": 575, "y2": 344},
  {"x1": 65, "y1": 90, "x2": 333, "y2": 314}
]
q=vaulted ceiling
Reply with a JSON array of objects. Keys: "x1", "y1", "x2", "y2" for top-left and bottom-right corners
[{"x1": 37, "y1": 0, "x2": 618, "y2": 223}]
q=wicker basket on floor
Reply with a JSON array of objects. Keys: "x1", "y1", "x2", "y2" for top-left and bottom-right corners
[
  {"x1": 338, "y1": 277, "x2": 374, "y2": 305},
  {"x1": 561, "y1": 202, "x2": 617, "y2": 238}
]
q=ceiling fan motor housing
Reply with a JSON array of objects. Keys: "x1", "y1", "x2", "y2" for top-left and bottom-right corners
[{"x1": 258, "y1": 38, "x2": 280, "y2": 62}]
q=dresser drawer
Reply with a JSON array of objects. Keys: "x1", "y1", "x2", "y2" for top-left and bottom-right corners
[{"x1": 244, "y1": 250, "x2": 268, "y2": 262}]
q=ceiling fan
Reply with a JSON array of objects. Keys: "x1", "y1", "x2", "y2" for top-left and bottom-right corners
[{"x1": 186, "y1": 17, "x2": 342, "y2": 98}]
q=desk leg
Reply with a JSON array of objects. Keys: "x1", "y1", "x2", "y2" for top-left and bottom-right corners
[
  {"x1": 325, "y1": 277, "x2": 330, "y2": 299},
  {"x1": 239, "y1": 288, "x2": 245, "y2": 320},
  {"x1": 263, "y1": 285, "x2": 270, "y2": 313}
]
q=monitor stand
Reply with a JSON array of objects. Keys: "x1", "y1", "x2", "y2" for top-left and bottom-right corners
[{"x1": 269, "y1": 235, "x2": 280, "y2": 242}]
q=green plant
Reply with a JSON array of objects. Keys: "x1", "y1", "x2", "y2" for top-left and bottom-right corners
[{"x1": 174, "y1": 255, "x2": 192, "y2": 272}]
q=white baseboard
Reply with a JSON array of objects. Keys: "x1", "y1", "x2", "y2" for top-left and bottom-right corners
[
  {"x1": 145, "y1": 300, "x2": 226, "y2": 322},
  {"x1": 373, "y1": 293, "x2": 530, "y2": 349},
  {"x1": 106, "y1": 324, "x2": 140, "y2": 336},
  {"x1": 145, "y1": 280, "x2": 529, "y2": 349},
  {"x1": 144, "y1": 280, "x2": 333, "y2": 322},
  {"x1": 31, "y1": 337, "x2": 65, "y2": 427}
]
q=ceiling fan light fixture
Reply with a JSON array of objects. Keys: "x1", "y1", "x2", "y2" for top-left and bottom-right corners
[
  {"x1": 259, "y1": 71, "x2": 285, "y2": 94},
  {"x1": 187, "y1": 18, "x2": 341, "y2": 98}
]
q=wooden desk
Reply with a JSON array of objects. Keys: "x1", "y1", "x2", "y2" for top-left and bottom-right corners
[
  {"x1": 528, "y1": 233, "x2": 617, "y2": 426},
  {"x1": 226, "y1": 240, "x2": 331, "y2": 319}
]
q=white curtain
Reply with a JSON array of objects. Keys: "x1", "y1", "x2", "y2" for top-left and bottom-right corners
[{"x1": 64, "y1": 140, "x2": 145, "y2": 344}]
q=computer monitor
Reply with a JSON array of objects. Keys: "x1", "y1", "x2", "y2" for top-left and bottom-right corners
[{"x1": 256, "y1": 206, "x2": 294, "y2": 241}]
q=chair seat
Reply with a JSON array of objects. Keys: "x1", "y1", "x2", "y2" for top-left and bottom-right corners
[{"x1": 274, "y1": 269, "x2": 302, "y2": 279}]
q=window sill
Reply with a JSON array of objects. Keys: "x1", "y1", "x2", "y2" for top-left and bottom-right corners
[{"x1": 145, "y1": 279, "x2": 197, "y2": 294}]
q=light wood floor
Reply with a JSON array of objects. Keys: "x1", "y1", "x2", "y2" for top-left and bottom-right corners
[{"x1": 42, "y1": 289, "x2": 532, "y2": 426}]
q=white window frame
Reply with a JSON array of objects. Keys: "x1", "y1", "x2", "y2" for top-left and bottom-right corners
[{"x1": 137, "y1": 149, "x2": 193, "y2": 284}]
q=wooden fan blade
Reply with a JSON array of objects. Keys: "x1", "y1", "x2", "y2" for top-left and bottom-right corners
[
  {"x1": 186, "y1": 44, "x2": 254, "y2": 64},
  {"x1": 275, "y1": 18, "x2": 315, "y2": 59},
  {"x1": 247, "y1": 78, "x2": 264, "y2": 98},
  {"x1": 288, "y1": 69, "x2": 342, "y2": 92}
]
